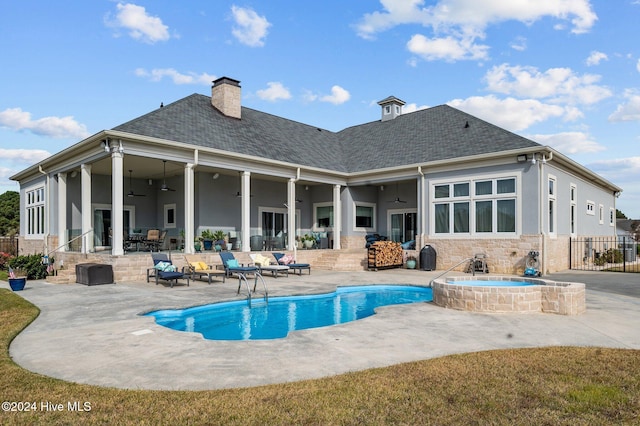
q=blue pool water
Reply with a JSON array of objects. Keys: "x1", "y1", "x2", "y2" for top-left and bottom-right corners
[
  {"x1": 145, "y1": 285, "x2": 433, "y2": 340},
  {"x1": 449, "y1": 280, "x2": 535, "y2": 287}
]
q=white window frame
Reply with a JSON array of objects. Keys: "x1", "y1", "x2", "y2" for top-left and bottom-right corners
[
  {"x1": 569, "y1": 183, "x2": 577, "y2": 236},
  {"x1": 586, "y1": 200, "x2": 595, "y2": 215},
  {"x1": 313, "y1": 202, "x2": 334, "y2": 229},
  {"x1": 353, "y1": 202, "x2": 376, "y2": 232},
  {"x1": 429, "y1": 172, "x2": 520, "y2": 238},
  {"x1": 164, "y1": 203, "x2": 177, "y2": 229},
  {"x1": 25, "y1": 185, "x2": 46, "y2": 238},
  {"x1": 599, "y1": 204, "x2": 604, "y2": 225},
  {"x1": 609, "y1": 207, "x2": 615, "y2": 227},
  {"x1": 548, "y1": 175, "x2": 556, "y2": 235}
]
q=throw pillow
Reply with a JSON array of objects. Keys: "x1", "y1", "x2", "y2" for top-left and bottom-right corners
[
  {"x1": 227, "y1": 259, "x2": 239, "y2": 268},
  {"x1": 279, "y1": 254, "x2": 294, "y2": 265}
]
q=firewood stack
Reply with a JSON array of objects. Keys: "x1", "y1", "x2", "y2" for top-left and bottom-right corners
[{"x1": 367, "y1": 241, "x2": 404, "y2": 270}]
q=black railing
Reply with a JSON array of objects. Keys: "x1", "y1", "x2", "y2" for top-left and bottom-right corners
[{"x1": 570, "y1": 236, "x2": 639, "y2": 272}]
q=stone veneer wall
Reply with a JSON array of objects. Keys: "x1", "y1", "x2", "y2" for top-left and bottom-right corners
[{"x1": 432, "y1": 276, "x2": 585, "y2": 315}]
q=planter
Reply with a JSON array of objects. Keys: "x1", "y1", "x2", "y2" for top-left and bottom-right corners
[
  {"x1": 9, "y1": 278, "x2": 26, "y2": 291},
  {"x1": 203, "y1": 239, "x2": 213, "y2": 250},
  {"x1": 406, "y1": 260, "x2": 417, "y2": 269},
  {"x1": 304, "y1": 240, "x2": 314, "y2": 249}
]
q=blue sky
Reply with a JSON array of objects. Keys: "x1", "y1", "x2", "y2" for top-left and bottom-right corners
[{"x1": 1, "y1": 1, "x2": 639, "y2": 217}]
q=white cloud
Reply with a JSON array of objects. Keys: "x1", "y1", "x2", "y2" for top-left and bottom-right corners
[
  {"x1": 231, "y1": 6, "x2": 271, "y2": 47},
  {"x1": 135, "y1": 68, "x2": 216, "y2": 85},
  {"x1": 0, "y1": 108, "x2": 89, "y2": 139},
  {"x1": 320, "y1": 86, "x2": 351, "y2": 105},
  {"x1": 527, "y1": 132, "x2": 605, "y2": 154},
  {"x1": 0, "y1": 148, "x2": 51, "y2": 164},
  {"x1": 407, "y1": 34, "x2": 489, "y2": 61},
  {"x1": 402, "y1": 103, "x2": 429, "y2": 114},
  {"x1": 356, "y1": 1, "x2": 596, "y2": 64},
  {"x1": 108, "y1": 3, "x2": 170, "y2": 44},
  {"x1": 609, "y1": 90, "x2": 640, "y2": 122},
  {"x1": 256, "y1": 82, "x2": 292, "y2": 101},
  {"x1": 484, "y1": 64, "x2": 612, "y2": 105},
  {"x1": 510, "y1": 36, "x2": 527, "y2": 52},
  {"x1": 586, "y1": 50, "x2": 608, "y2": 66},
  {"x1": 356, "y1": 0, "x2": 597, "y2": 38},
  {"x1": 448, "y1": 95, "x2": 572, "y2": 132}
]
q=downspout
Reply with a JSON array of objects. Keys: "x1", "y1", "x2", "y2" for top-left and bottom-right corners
[{"x1": 38, "y1": 165, "x2": 50, "y2": 259}]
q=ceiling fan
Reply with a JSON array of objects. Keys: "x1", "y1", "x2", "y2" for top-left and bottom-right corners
[
  {"x1": 160, "y1": 160, "x2": 176, "y2": 192},
  {"x1": 388, "y1": 183, "x2": 407, "y2": 203},
  {"x1": 127, "y1": 170, "x2": 146, "y2": 197}
]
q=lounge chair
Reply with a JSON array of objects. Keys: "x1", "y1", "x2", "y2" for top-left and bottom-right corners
[
  {"x1": 184, "y1": 254, "x2": 226, "y2": 284},
  {"x1": 219, "y1": 252, "x2": 263, "y2": 294},
  {"x1": 147, "y1": 253, "x2": 189, "y2": 287},
  {"x1": 219, "y1": 252, "x2": 259, "y2": 278},
  {"x1": 273, "y1": 252, "x2": 311, "y2": 275},
  {"x1": 249, "y1": 253, "x2": 289, "y2": 278}
]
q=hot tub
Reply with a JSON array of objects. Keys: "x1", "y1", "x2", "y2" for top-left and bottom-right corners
[{"x1": 431, "y1": 276, "x2": 585, "y2": 315}]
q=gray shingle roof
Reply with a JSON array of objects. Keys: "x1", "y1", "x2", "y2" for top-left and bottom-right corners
[{"x1": 113, "y1": 94, "x2": 541, "y2": 173}]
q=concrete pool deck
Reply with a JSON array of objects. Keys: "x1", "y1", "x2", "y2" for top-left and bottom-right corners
[{"x1": 4, "y1": 269, "x2": 640, "y2": 391}]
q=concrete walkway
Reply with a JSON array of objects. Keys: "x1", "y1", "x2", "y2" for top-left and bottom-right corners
[{"x1": 4, "y1": 269, "x2": 640, "y2": 391}]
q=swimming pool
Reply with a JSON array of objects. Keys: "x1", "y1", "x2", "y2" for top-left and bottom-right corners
[{"x1": 145, "y1": 285, "x2": 433, "y2": 340}]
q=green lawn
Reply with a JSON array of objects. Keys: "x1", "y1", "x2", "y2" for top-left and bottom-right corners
[{"x1": 1, "y1": 288, "x2": 639, "y2": 425}]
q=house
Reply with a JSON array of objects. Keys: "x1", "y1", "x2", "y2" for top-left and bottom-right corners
[{"x1": 11, "y1": 77, "x2": 622, "y2": 278}]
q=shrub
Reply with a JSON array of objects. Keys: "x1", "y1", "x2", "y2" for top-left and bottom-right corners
[{"x1": 7, "y1": 254, "x2": 51, "y2": 280}]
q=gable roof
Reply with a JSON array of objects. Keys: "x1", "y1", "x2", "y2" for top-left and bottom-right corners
[{"x1": 112, "y1": 94, "x2": 541, "y2": 174}]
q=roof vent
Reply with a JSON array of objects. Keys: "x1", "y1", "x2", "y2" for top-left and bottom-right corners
[
  {"x1": 211, "y1": 77, "x2": 241, "y2": 119},
  {"x1": 377, "y1": 96, "x2": 406, "y2": 122}
]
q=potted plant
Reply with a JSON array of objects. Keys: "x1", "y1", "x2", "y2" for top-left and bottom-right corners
[
  {"x1": 8, "y1": 267, "x2": 27, "y2": 291},
  {"x1": 194, "y1": 237, "x2": 202, "y2": 252},
  {"x1": 212, "y1": 230, "x2": 227, "y2": 252},
  {"x1": 295, "y1": 236, "x2": 304, "y2": 250},
  {"x1": 405, "y1": 255, "x2": 417, "y2": 269},
  {"x1": 303, "y1": 234, "x2": 315, "y2": 249},
  {"x1": 201, "y1": 229, "x2": 215, "y2": 250}
]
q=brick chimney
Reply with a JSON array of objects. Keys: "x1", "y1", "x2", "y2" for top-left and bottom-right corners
[
  {"x1": 211, "y1": 77, "x2": 241, "y2": 119},
  {"x1": 377, "y1": 96, "x2": 405, "y2": 121}
]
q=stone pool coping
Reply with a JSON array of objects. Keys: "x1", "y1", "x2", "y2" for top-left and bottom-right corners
[{"x1": 432, "y1": 276, "x2": 586, "y2": 315}]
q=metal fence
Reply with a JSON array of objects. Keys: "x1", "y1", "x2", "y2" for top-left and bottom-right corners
[
  {"x1": 0, "y1": 236, "x2": 18, "y2": 256},
  {"x1": 570, "y1": 236, "x2": 639, "y2": 272}
]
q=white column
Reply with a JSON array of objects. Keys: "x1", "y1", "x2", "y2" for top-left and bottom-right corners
[
  {"x1": 287, "y1": 178, "x2": 296, "y2": 250},
  {"x1": 333, "y1": 184, "x2": 341, "y2": 249},
  {"x1": 241, "y1": 171, "x2": 251, "y2": 252},
  {"x1": 417, "y1": 173, "x2": 427, "y2": 247},
  {"x1": 57, "y1": 172, "x2": 67, "y2": 252},
  {"x1": 184, "y1": 163, "x2": 195, "y2": 254},
  {"x1": 111, "y1": 147, "x2": 124, "y2": 256},
  {"x1": 81, "y1": 163, "x2": 92, "y2": 253}
]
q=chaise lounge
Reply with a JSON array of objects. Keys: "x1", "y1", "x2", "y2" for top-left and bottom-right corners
[
  {"x1": 249, "y1": 253, "x2": 289, "y2": 278},
  {"x1": 184, "y1": 254, "x2": 226, "y2": 284},
  {"x1": 147, "y1": 253, "x2": 189, "y2": 287},
  {"x1": 273, "y1": 252, "x2": 311, "y2": 275}
]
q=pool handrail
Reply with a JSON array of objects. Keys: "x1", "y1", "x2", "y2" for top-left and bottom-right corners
[{"x1": 428, "y1": 257, "x2": 475, "y2": 287}]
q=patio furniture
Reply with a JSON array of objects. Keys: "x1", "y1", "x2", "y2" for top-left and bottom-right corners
[
  {"x1": 249, "y1": 253, "x2": 289, "y2": 278},
  {"x1": 184, "y1": 254, "x2": 226, "y2": 284},
  {"x1": 219, "y1": 252, "x2": 263, "y2": 295},
  {"x1": 147, "y1": 253, "x2": 189, "y2": 288},
  {"x1": 273, "y1": 252, "x2": 311, "y2": 275}
]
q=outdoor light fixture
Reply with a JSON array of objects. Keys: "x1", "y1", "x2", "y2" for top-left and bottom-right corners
[
  {"x1": 212, "y1": 173, "x2": 220, "y2": 180},
  {"x1": 517, "y1": 154, "x2": 527, "y2": 163}
]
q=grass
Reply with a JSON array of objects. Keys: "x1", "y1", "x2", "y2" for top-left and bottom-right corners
[{"x1": 1, "y1": 289, "x2": 639, "y2": 425}]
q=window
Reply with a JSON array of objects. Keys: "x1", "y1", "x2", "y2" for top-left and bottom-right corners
[
  {"x1": 164, "y1": 204, "x2": 176, "y2": 229},
  {"x1": 26, "y1": 186, "x2": 45, "y2": 236},
  {"x1": 314, "y1": 203, "x2": 334, "y2": 228},
  {"x1": 389, "y1": 210, "x2": 417, "y2": 243},
  {"x1": 548, "y1": 176, "x2": 556, "y2": 234},
  {"x1": 354, "y1": 203, "x2": 375, "y2": 230},
  {"x1": 432, "y1": 176, "x2": 517, "y2": 236},
  {"x1": 384, "y1": 105, "x2": 390, "y2": 115},
  {"x1": 599, "y1": 204, "x2": 604, "y2": 225},
  {"x1": 609, "y1": 208, "x2": 615, "y2": 227},
  {"x1": 570, "y1": 184, "x2": 577, "y2": 235},
  {"x1": 586, "y1": 201, "x2": 595, "y2": 215}
]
